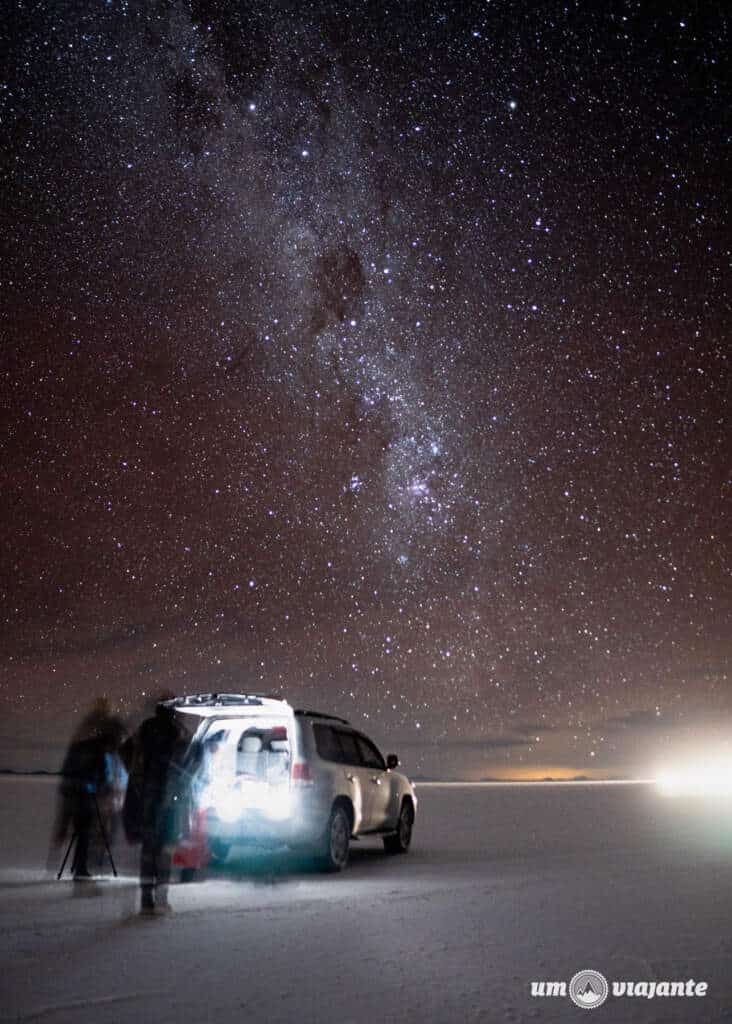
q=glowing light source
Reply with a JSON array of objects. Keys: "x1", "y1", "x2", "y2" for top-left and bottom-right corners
[
  {"x1": 201, "y1": 781, "x2": 292, "y2": 821},
  {"x1": 656, "y1": 757, "x2": 732, "y2": 797}
]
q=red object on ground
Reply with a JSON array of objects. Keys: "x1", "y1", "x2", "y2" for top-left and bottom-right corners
[{"x1": 173, "y1": 806, "x2": 210, "y2": 870}]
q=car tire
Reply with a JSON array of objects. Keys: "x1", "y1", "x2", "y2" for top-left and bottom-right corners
[
  {"x1": 180, "y1": 867, "x2": 197, "y2": 883},
  {"x1": 383, "y1": 800, "x2": 414, "y2": 855},
  {"x1": 319, "y1": 804, "x2": 351, "y2": 872}
]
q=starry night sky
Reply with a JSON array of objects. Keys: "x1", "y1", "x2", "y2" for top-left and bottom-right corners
[{"x1": 2, "y1": 0, "x2": 729, "y2": 777}]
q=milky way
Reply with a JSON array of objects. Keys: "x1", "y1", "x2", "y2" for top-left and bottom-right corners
[{"x1": 2, "y1": 1, "x2": 729, "y2": 776}]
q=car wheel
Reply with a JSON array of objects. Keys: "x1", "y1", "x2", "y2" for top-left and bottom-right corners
[
  {"x1": 383, "y1": 800, "x2": 414, "y2": 854},
  {"x1": 319, "y1": 804, "x2": 351, "y2": 872},
  {"x1": 180, "y1": 867, "x2": 197, "y2": 883}
]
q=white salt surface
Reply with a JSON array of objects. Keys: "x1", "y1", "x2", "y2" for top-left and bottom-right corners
[{"x1": 1, "y1": 777, "x2": 731, "y2": 1023}]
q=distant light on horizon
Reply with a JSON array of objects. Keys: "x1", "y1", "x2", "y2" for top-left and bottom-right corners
[{"x1": 656, "y1": 756, "x2": 732, "y2": 798}]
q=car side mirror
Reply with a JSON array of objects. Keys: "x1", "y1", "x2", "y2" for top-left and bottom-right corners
[{"x1": 386, "y1": 753, "x2": 399, "y2": 770}]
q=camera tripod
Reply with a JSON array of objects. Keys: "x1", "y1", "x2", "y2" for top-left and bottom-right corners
[{"x1": 57, "y1": 792, "x2": 118, "y2": 880}]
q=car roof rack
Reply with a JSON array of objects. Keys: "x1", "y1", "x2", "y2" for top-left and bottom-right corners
[
  {"x1": 164, "y1": 693, "x2": 286, "y2": 708},
  {"x1": 295, "y1": 709, "x2": 350, "y2": 725}
]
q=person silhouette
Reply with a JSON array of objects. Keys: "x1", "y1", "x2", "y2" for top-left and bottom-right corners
[
  {"x1": 53, "y1": 698, "x2": 126, "y2": 880},
  {"x1": 121, "y1": 695, "x2": 190, "y2": 915}
]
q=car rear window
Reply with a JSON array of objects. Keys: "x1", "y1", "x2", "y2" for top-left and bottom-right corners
[{"x1": 234, "y1": 722, "x2": 290, "y2": 781}]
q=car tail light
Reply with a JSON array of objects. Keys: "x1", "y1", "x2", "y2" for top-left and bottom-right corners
[{"x1": 291, "y1": 762, "x2": 313, "y2": 786}]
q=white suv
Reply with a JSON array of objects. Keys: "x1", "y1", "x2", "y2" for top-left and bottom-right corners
[{"x1": 171, "y1": 694, "x2": 417, "y2": 871}]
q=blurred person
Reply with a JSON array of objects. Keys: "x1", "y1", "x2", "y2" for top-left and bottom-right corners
[
  {"x1": 92, "y1": 717, "x2": 128, "y2": 868},
  {"x1": 52, "y1": 698, "x2": 126, "y2": 880},
  {"x1": 71, "y1": 697, "x2": 124, "y2": 747},
  {"x1": 121, "y1": 695, "x2": 191, "y2": 916}
]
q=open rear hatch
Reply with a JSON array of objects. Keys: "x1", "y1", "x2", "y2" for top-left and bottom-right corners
[{"x1": 196, "y1": 715, "x2": 293, "y2": 822}]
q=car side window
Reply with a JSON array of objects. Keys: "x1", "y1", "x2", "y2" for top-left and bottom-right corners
[
  {"x1": 333, "y1": 729, "x2": 362, "y2": 766},
  {"x1": 313, "y1": 723, "x2": 341, "y2": 763},
  {"x1": 356, "y1": 735, "x2": 386, "y2": 771}
]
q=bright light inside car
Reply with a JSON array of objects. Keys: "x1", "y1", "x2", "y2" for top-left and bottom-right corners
[
  {"x1": 656, "y1": 757, "x2": 732, "y2": 797},
  {"x1": 214, "y1": 787, "x2": 244, "y2": 823},
  {"x1": 199, "y1": 781, "x2": 292, "y2": 821},
  {"x1": 266, "y1": 786, "x2": 292, "y2": 820}
]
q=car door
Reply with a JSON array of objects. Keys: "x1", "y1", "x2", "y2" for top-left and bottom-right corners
[
  {"x1": 355, "y1": 734, "x2": 392, "y2": 830},
  {"x1": 332, "y1": 728, "x2": 372, "y2": 831}
]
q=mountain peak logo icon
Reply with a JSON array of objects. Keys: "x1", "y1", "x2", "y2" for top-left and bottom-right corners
[{"x1": 570, "y1": 970, "x2": 609, "y2": 1009}]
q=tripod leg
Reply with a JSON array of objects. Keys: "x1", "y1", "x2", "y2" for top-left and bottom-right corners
[
  {"x1": 94, "y1": 794, "x2": 118, "y2": 877},
  {"x1": 57, "y1": 833, "x2": 76, "y2": 881}
]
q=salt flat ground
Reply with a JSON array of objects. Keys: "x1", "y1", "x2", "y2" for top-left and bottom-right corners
[{"x1": 1, "y1": 778, "x2": 731, "y2": 1024}]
